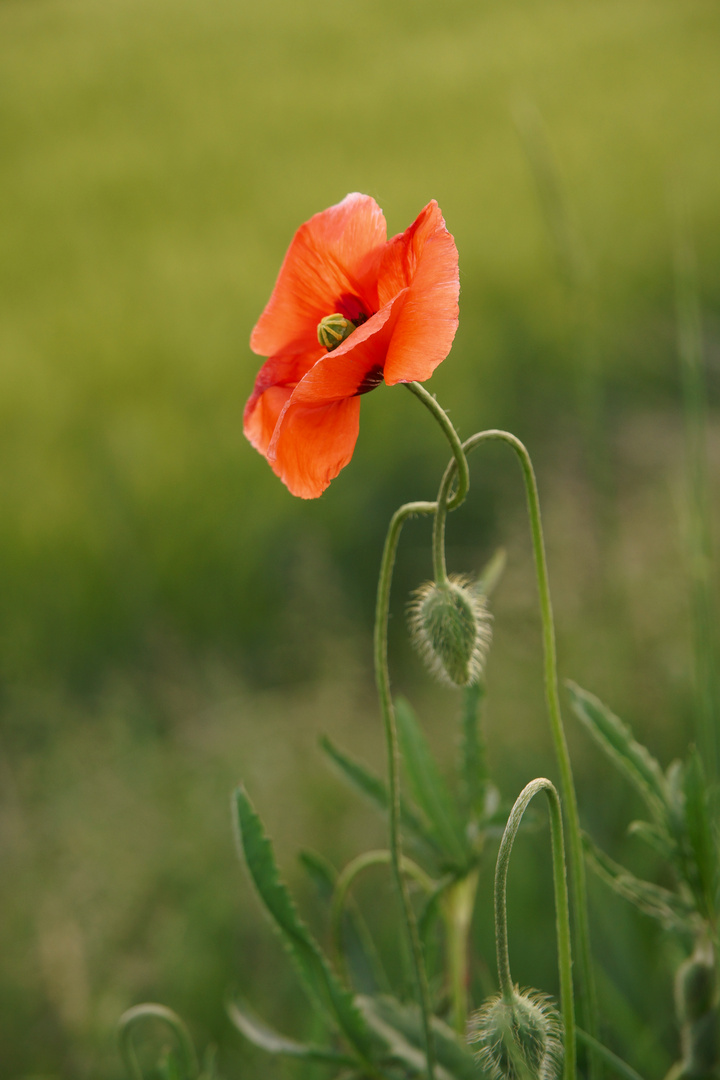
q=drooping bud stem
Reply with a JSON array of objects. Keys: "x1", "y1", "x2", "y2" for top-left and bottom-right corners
[
  {"x1": 317, "y1": 313, "x2": 357, "y2": 351},
  {"x1": 486, "y1": 777, "x2": 576, "y2": 1080}
]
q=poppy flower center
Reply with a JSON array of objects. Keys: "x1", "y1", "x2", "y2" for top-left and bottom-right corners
[{"x1": 316, "y1": 313, "x2": 359, "y2": 351}]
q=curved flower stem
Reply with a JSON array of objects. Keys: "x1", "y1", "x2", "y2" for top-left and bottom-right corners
[
  {"x1": 375, "y1": 497, "x2": 438, "y2": 1080},
  {"x1": 405, "y1": 381, "x2": 470, "y2": 582},
  {"x1": 373, "y1": 383, "x2": 470, "y2": 1080},
  {"x1": 330, "y1": 850, "x2": 436, "y2": 980},
  {"x1": 494, "y1": 778, "x2": 576, "y2": 1080},
  {"x1": 443, "y1": 429, "x2": 598, "y2": 1066},
  {"x1": 118, "y1": 1004, "x2": 199, "y2": 1080}
]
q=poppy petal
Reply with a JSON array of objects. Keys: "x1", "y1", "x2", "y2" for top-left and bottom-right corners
[
  {"x1": 285, "y1": 292, "x2": 405, "y2": 406},
  {"x1": 250, "y1": 194, "x2": 387, "y2": 359},
  {"x1": 268, "y1": 396, "x2": 362, "y2": 499},
  {"x1": 377, "y1": 201, "x2": 459, "y2": 385},
  {"x1": 243, "y1": 347, "x2": 325, "y2": 454}
]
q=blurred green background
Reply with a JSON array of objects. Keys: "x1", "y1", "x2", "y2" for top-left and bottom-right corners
[{"x1": 1, "y1": 0, "x2": 719, "y2": 1075}]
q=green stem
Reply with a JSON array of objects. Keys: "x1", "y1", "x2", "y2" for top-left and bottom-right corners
[
  {"x1": 493, "y1": 778, "x2": 576, "y2": 1080},
  {"x1": 118, "y1": 1004, "x2": 199, "y2": 1080},
  {"x1": 331, "y1": 850, "x2": 436, "y2": 980},
  {"x1": 442, "y1": 430, "x2": 598, "y2": 1062},
  {"x1": 576, "y1": 1031, "x2": 647, "y2": 1080},
  {"x1": 442, "y1": 870, "x2": 479, "y2": 1034},
  {"x1": 372, "y1": 383, "x2": 469, "y2": 1080},
  {"x1": 405, "y1": 381, "x2": 470, "y2": 583},
  {"x1": 375, "y1": 498, "x2": 437, "y2": 1079}
]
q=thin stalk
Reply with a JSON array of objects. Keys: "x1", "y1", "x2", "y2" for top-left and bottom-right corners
[
  {"x1": 405, "y1": 381, "x2": 470, "y2": 583},
  {"x1": 494, "y1": 778, "x2": 576, "y2": 1080},
  {"x1": 118, "y1": 1004, "x2": 199, "y2": 1080},
  {"x1": 442, "y1": 430, "x2": 598, "y2": 1058},
  {"x1": 330, "y1": 850, "x2": 436, "y2": 980},
  {"x1": 576, "y1": 1031, "x2": 647, "y2": 1080},
  {"x1": 375, "y1": 497, "x2": 437, "y2": 1080},
  {"x1": 675, "y1": 217, "x2": 719, "y2": 784},
  {"x1": 442, "y1": 869, "x2": 479, "y2": 1034},
  {"x1": 373, "y1": 383, "x2": 469, "y2": 1080}
]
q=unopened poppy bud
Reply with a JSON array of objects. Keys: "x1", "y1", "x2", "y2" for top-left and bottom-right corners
[
  {"x1": 317, "y1": 313, "x2": 356, "y2": 351},
  {"x1": 408, "y1": 575, "x2": 492, "y2": 687},
  {"x1": 468, "y1": 989, "x2": 563, "y2": 1080}
]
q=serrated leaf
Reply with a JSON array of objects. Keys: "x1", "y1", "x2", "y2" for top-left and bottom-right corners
[
  {"x1": 320, "y1": 735, "x2": 442, "y2": 857},
  {"x1": 682, "y1": 749, "x2": 718, "y2": 918},
  {"x1": 458, "y1": 682, "x2": 488, "y2": 821},
  {"x1": 395, "y1": 697, "x2": 468, "y2": 868},
  {"x1": 227, "y1": 1000, "x2": 356, "y2": 1065},
  {"x1": 233, "y1": 786, "x2": 376, "y2": 1060},
  {"x1": 567, "y1": 682, "x2": 668, "y2": 823},
  {"x1": 357, "y1": 995, "x2": 482, "y2": 1080},
  {"x1": 583, "y1": 833, "x2": 697, "y2": 934}
]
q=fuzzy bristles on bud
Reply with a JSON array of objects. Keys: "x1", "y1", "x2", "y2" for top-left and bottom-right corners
[
  {"x1": 408, "y1": 575, "x2": 492, "y2": 687},
  {"x1": 468, "y1": 990, "x2": 563, "y2": 1080}
]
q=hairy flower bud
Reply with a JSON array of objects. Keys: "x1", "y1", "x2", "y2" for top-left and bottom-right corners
[
  {"x1": 468, "y1": 989, "x2": 563, "y2": 1080},
  {"x1": 408, "y1": 575, "x2": 492, "y2": 687},
  {"x1": 316, "y1": 313, "x2": 357, "y2": 350}
]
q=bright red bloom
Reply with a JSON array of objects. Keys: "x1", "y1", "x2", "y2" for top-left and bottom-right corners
[{"x1": 244, "y1": 194, "x2": 459, "y2": 498}]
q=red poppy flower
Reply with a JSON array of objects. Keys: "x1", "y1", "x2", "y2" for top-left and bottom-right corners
[{"x1": 244, "y1": 193, "x2": 459, "y2": 498}]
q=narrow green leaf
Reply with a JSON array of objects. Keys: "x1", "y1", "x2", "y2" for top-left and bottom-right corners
[
  {"x1": 664, "y1": 759, "x2": 688, "y2": 837},
  {"x1": 357, "y1": 995, "x2": 482, "y2": 1080},
  {"x1": 682, "y1": 749, "x2": 718, "y2": 918},
  {"x1": 395, "y1": 697, "x2": 468, "y2": 867},
  {"x1": 627, "y1": 820, "x2": 676, "y2": 861},
  {"x1": 320, "y1": 735, "x2": 442, "y2": 856},
  {"x1": 583, "y1": 834, "x2": 697, "y2": 934},
  {"x1": 478, "y1": 546, "x2": 507, "y2": 597},
  {"x1": 227, "y1": 1000, "x2": 357, "y2": 1065},
  {"x1": 458, "y1": 682, "x2": 488, "y2": 820},
  {"x1": 299, "y1": 849, "x2": 336, "y2": 905},
  {"x1": 567, "y1": 682, "x2": 668, "y2": 823},
  {"x1": 233, "y1": 786, "x2": 376, "y2": 1060}
]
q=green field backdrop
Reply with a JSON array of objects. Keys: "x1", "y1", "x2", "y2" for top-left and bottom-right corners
[{"x1": 1, "y1": 0, "x2": 719, "y2": 1076}]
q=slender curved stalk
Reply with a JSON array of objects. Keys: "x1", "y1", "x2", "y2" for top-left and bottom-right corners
[
  {"x1": 494, "y1": 778, "x2": 576, "y2": 1080},
  {"x1": 441, "y1": 429, "x2": 598, "y2": 1062},
  {"x1": 576, "y1": 1031, "x2": 646, "y2": 1080},
  {"x1": 374, "y1": 497, "x2": 438, "y2": 1080},
  {"x1": 405, "y1": 381, "x2": 470, "y2": 583},
  {"x1": 118, "y1": 1004, "x2": 198, "y2": 1080},
  {"x1": 373, "y1": 383, "x2": 470, "y2": 1080},
  {"x1": 330, "y1": 850, "x2": 436, "y2": 979}
]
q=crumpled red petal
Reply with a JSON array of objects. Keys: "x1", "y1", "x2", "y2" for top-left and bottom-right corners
[
  {"x1": 243, "y1": 347, "x2": 324, "y2": 455},
  {"x1": 268, "y1": 396, "x2": 362, "y2": 499},
  {"x1": 378, "y1": 201, "x2": 459, "y2": 385},
  {"x1": 250, "y1": 193, "x2": 387, "y2": 359}
]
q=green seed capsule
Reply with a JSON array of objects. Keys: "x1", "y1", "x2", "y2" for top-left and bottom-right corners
[{"x1": 317, "y1": 313, "x2": 356, "y2": 351}]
